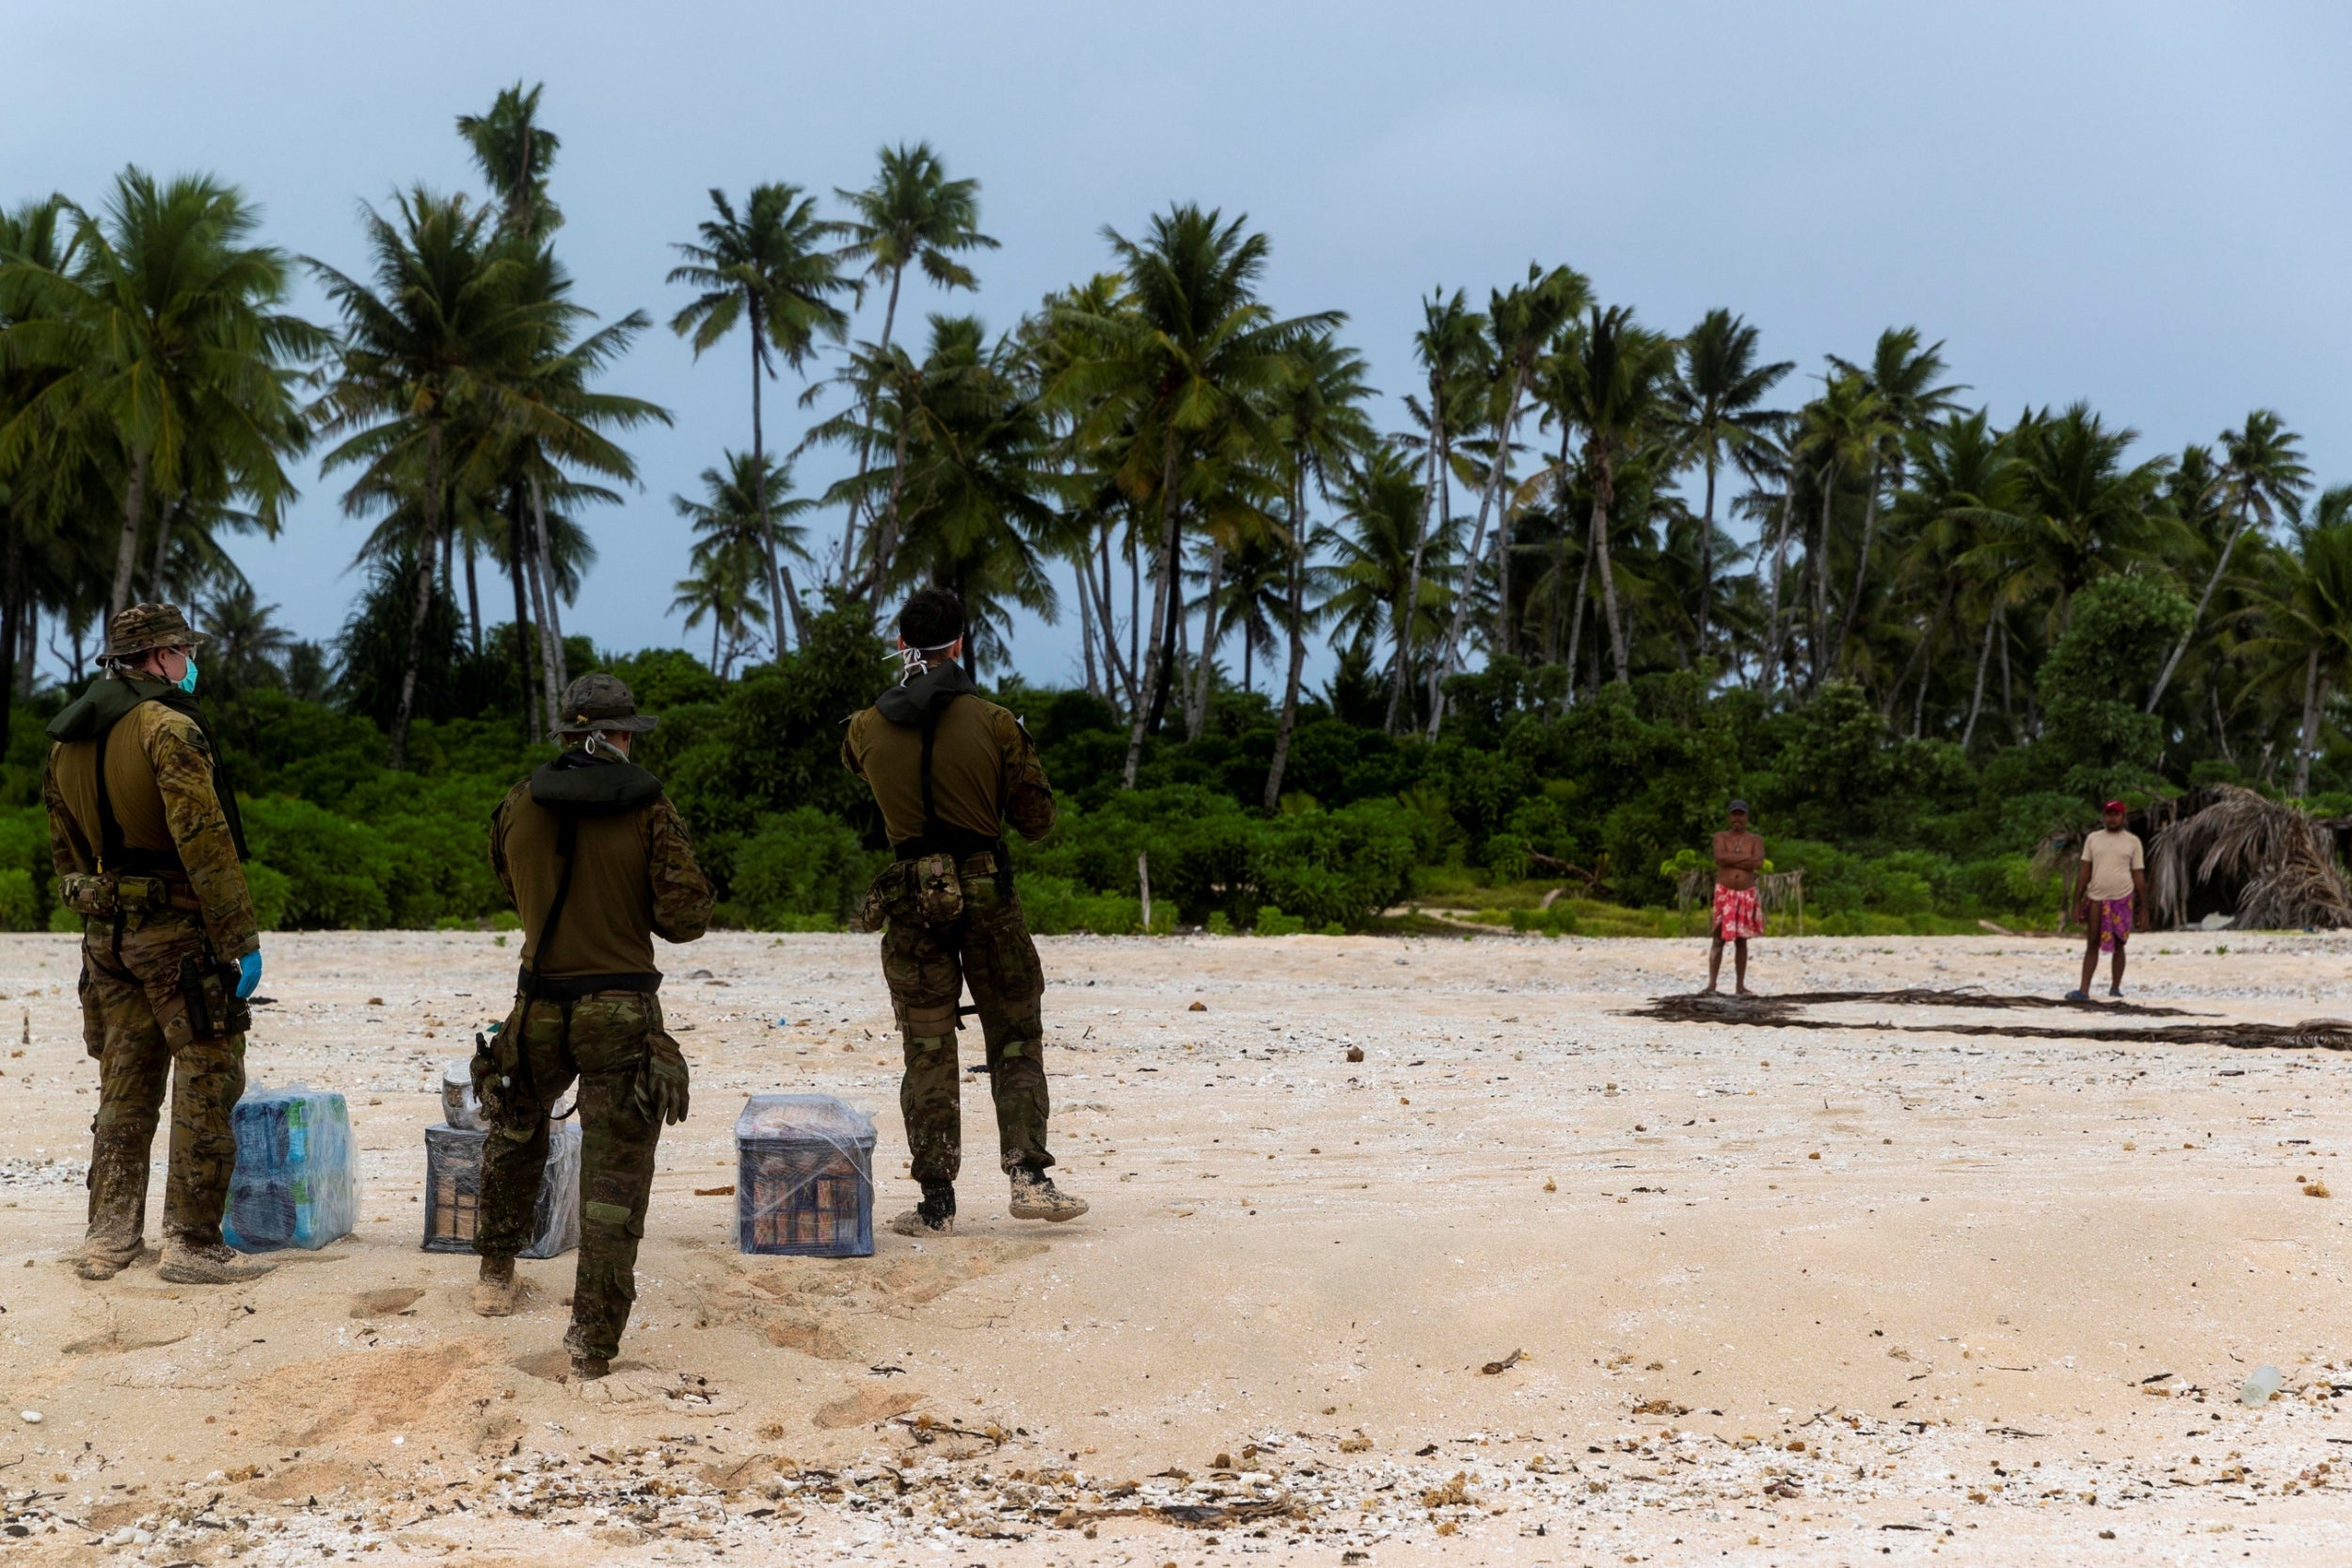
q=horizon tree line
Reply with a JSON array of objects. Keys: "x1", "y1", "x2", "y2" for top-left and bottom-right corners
[{"x1": 2, "y1": 83, "x2": 2348, "y2": 804}]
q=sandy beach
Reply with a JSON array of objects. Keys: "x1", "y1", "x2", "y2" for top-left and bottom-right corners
[{"x1": 2, "y1": 927, "x2": 2351, "y2": 1564}]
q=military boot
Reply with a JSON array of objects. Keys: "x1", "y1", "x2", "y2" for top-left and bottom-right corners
[
  {"x1": 888, "y1": 1180, "x2": 956, "y2": 1238},
  {"x1": 471, "y1": 1255, "x2": 525, "y2": 1317},
  {"x1": 563, "y1": 1323, "x2": 611, "y2": 1381},
  {"x1": 72, "y1": 1239, "x2": 143, "y2": 1282},
  {"x1": 1008, "y1": 1167, "x2": 1088, "y2": 1222},
  {"x1": 157, "y1": 1240, "x2": 276, "y2": 1285}
]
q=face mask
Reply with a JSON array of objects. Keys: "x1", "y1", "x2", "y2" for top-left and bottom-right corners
[{"x1": 176, "y1": 657, "x2": 199, "y2": 695}]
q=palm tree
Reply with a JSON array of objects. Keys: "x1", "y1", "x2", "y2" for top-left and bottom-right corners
[
  {"x1": 1823, "y1": 328, "x2": 1964, "y2": 674},
  {"x1": 455, "y1": 81, "x2": 561, "y2": 238},
  {"x1": 1422, "y1": 265, "x2": 1588, "y2": 733},
  {"x1": 3, "y1": 168, "x2": 322, "y2": 619},
  {"x1": 197, "y1": 579, "x2": 293, "y2": 691},
  {"x1": 671, "y1": 539, "x2": 771, "y2": 677},
  {"x1": 2241, "y1": 488, "x2": 2352, "y2": 797},
  {"x1": 1669, "y1": 309, "x2": 1790, "y2": 658},
  {"x1": 2146, "y1": 408, "x2": 2309, "y2": 713},
  {"x1": 667, "y1": 184, "x2": 850, "y2": 649},
  {"x1": 1049, "y1": 204, "x2": 1338, "y2": 787},
  {"x1": 831, "y1": 143, "x2": 997, "y2": 580},
  {"x1": 1386, "y1": 288, "x2": 1487, "y2": 732},
  {"x1": 671, "y1": 449, "x2": 816, "y2": 615},
  {"x1": 1263, "y1": 330, "x2": 1375, "y2": 808},
  {"x1": 1322, "y1": 441, "x2": 1454, "y2": 661},
  {"x1": 308, "y1": 187, "x2": 548, "y2": 767},
  {"x1": 1963, "y1": 403, "x2": 2173, "y2": 643},
  {"x1": 1544, "y1": 303, "x2": 1678, "y2": 690},
  {"x1": 1785, "y1": 373, "x2": 1883, "y2": 689},
  {"x1": 1882, "y1": 411, "x2": 2023, "y2": 744}
]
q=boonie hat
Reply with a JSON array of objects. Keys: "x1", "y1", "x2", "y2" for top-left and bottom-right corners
[
  {"x1": 551, "y1": 672, "x2": 658, "y2": 736},
  {"x1": 99, "y1": 602, "x2": 206, "y2": 663}
]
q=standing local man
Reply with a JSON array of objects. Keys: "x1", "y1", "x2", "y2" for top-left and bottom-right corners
[
  {"x1": 45, "y1": 604, "x2": 268, "y2": 1286},
  {"x1": 843, "y1": 588, "x2": 1087, "y2": 1237},
  {"x1": 470, "y1": 673, "x2": 712, "y2": 1380},
  {"x1": 2069, "y1": 799, "x2": 2146, "y2": 1000},
  {"x1": 1702, "y1": 800, "x2": 1765, "y2": 996}
]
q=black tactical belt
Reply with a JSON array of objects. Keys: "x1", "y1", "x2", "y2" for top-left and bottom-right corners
[{"x1": 516, "y1": 967, "x2": 662, "y2": 1002}]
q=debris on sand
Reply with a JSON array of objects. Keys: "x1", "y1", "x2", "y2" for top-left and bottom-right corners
[
  {"x1": 1480, "y1": 1349, "x2": 1524, "y2": 1375},
  {"x1": 1629, "y1": 990, "x2": 2352, "y2": 1052}
]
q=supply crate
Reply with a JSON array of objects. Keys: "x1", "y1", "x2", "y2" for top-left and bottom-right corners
[
  {"x1": 421, "y1": 1120, "x2": 581, "y2": 1259},
  {"x1": 735, "y1": 1095, "x2": 875, "y2": 1258}
]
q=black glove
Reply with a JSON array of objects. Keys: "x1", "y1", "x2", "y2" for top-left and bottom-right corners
[{"x1": 634, "y1": 1030, "x2": 691, "y2": 1126}]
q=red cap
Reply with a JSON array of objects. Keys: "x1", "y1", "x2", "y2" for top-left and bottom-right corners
[{"x1": 2103, "y1": 800, "x2": 2127, "y2": 814}]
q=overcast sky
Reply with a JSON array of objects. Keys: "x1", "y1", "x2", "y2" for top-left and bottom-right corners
[{"x1": 14, "y1": 2, "x2": 2349, "y2": 689}]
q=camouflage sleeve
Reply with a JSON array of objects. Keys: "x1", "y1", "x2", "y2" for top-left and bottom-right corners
[
  {"x1": 489, "y1": 782, "x2": 528, "y2": 910},
  {"x1": 146, "y1": 709, "x2": 257, "y2": 959},
  {"x1": 43, "y1": 754, "x2": 87, "y2": 878},
  {"x1": 646, "y1": 795, "x2": 714, "y2": 944},
  {"x1": 997, "y1": 710, "x2": 1057, "y2": 843}
]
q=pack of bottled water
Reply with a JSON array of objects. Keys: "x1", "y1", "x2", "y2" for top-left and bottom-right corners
[{"x1": 223, "y1": 1085, "x2": 359, "y2": 1252}]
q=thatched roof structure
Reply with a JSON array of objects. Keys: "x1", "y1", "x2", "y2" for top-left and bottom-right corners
[{"x1": 2148, "y1": 784, "x2": 2352, "y2": 931}]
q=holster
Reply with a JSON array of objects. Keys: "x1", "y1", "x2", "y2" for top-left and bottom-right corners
[
  {"x1": 471, "y1": 1004, "x2": 527, "y2": 1128},
  {"x1": 177, "y1": 953, "x2": 250, "y2": 1042}
]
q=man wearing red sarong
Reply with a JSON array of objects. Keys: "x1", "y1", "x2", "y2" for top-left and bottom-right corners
[{"x1": 1703, "y1": 800, "x2": 1765, "y2": 996}]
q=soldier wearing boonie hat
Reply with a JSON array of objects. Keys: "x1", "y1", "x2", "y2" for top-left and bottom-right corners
[
  {"x1": 468, "y1": 673, "x2": 713, "y2": 1377},
  {"x1": 45, "y1": 603, "x2": 268, "y2": 1286}
]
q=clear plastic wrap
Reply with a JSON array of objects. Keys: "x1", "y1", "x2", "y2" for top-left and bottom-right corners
[
  {"x1": 223, "y1": 1085, "x2": 359, "y2": 1253},
  {"x1": 421, "y1": 1120, "x2": 581, "y2": 1259},
  {"x1": 735, "y1": 1094, "x2": 875, "y2": 1258},
  {"x1": 440, "y1": 1059, "x2": 485, "y2": 1132}
]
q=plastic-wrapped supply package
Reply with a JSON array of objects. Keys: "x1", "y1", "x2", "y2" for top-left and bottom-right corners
[
  {"x1": 421, "y1": 1120, "x2": 581, "y2": 1259},
  {"x1": 440, "y1": 1059, "x2": 485, "y2": 1131},
  {"x1": 736, "y1": 1095, "x2": 875, "y2": 1258},
  {"x1": 223, "y1": 1085, "x2": 359, "y2": 1253}
]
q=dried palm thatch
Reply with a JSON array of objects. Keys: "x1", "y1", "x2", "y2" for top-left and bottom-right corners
[{"x1": 2149, "y1": 784, "x2": 2352, "y2": 930}]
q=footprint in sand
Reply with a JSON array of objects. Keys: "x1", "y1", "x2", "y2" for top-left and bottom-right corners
[
  {"x1": 811, "y1": 1386, "x2": 923, "y2": 1430},
  {"x1": 349, "y1": 1287, "x2": 424, "y2": 1318}
]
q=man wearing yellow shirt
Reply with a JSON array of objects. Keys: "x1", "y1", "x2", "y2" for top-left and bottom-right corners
[{"x1": 2069, "y1": 800, "x2": 2146, "y2": 1000}]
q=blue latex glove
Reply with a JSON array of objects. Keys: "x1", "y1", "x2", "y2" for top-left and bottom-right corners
[{"x1": 236, "y1": 950, "x2": 262, "y2": 1000}]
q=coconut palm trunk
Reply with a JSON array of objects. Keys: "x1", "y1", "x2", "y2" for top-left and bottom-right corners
[
  {"x1": 745, "y1": 298, "x2": 791, "y2": 651},
  {"x1": 1758, "y1": 483, "x2": 1796, "y2": 696},
  {"x1": 149, "y1": 493, "x2": 186, "y2": 598},
  {"x1": 507, "y1": 499, "x2": 541, "y2": 740},
  {"x1": 111, "y1": 449, "x2": 150, "y2": 619},
  {"x1": 1122, "y1": 436, "x2": 1184, "y2": 788},
  {"x1": 1186, "y1": 541, "x2": 1224, "y2": 738},
  {"x1": 527, "y1": 472, "x2": 567, "y2": 725},
  {"x1": 1830, "y1": 460, "x2": 1883, "y2": 675},
  {"x1": 2147, "y1": 504, "x2": 2251, "y2": 713},
  {"x1": 2296, "y1": 649, "x2": 2324, "y2": 799},
  {"x1": 1695, "y1": 452, "x2": 1720, "y2": 658},
  {"x1": 1587, "y1": 445, "x2": 1630, "y2": 685},
  {"x1": 1425, "y1": 366, "x2": 1532, "y2": 737},
  {"x1": 837, "y1": 263, "x2": 905, "y2": 584},
  {"x1": 1386, "y1": 388, "x2": 1444, "y2": 734},
  {"x1": 1961, "y1": 603, "x2": 2000, "y2": 751},
  {"x1": 389, "y1": 420, "x2": 444, "y2": 769}
]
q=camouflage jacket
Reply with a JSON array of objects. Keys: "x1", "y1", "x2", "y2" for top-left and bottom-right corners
[{"x1": 45, "y1": 678, "x2": 258, "y2": 960}]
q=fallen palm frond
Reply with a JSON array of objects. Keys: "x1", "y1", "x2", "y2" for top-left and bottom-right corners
[
  {"x1": 1635, "y1": 988, "x2": 2202, "y2": 1024},
  {"x1": 1629, "y1": 990, "x2": 2352, "y2": 1051},
  {"x1": 2149, "y1": 784, "x2": 2352, "y2": 931}
]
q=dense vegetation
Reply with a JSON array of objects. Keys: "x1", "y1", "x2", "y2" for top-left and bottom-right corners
[{"x1": 2, "y1": 86, "x2": 2346, "y2": 940}]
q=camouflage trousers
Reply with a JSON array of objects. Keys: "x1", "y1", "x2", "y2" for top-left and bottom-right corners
[
  {"x1": 476, "y1": 990, "x2": 666, "y2": 1362},
  {"x1": 79, "y1": 911, "x2": 246, "y2": 1264},
  {"x1": 882, "y1": 874, "x2": 1053, "y2": 1183}
]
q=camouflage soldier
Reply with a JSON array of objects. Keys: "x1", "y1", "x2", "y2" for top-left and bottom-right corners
[
  {"x1": 45, "y1": 604, "x2": 268, "y2": 1286},
  {"x1": 843, "y1": 588, "x2": 1088, "y2": 1237},
  {"x1": 470, "y1": 673, "x2": 712, "y2": 1379}
]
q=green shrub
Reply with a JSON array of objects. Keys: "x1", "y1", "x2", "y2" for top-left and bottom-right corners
[
  {"x1": 0, "y1": 868, "x2": 37, "y2": 931},
  {"x1": 1021, "y1": 874, "x2": 1163, "y2": 935},
  {"x1": 1253, "y1": 906, "x2": 1308, "y2": 936},
  {"x1": 729, "y1": 807, "x2": 881, "y2": 929}
]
